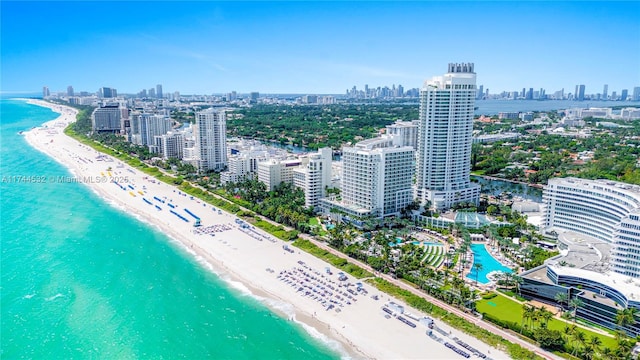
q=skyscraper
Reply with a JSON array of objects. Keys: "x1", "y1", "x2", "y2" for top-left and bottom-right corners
[
  {"x1": 620, "y1": 89, "x2": 628, "y2": 101},
  {"x1": 67, "y1": 86, "x2": 74, "y2": 97},
  {"x1": 577, "y1": 85, "x2": 586, "y2": 101},
  {"x1": 633, "y1": 87, "x2": 640, "y2": 101},
  {"x1": 415, "y1": 63, "x2": 480, "y2": 211},
  {"x1": 98, "y1": 87, "x2": 116, "y2": 98},
  {"x1": 42, "y1": 86, "x2": 50, "y2": 98},
  {"x1": 193, "y1": 108, "x2": 227, "y2": 172},
  {"x1": 91, "y1": 104, "x2": 121, "y2": 132},
  {"x1": 603, "y1": 84, "x2": 609, "y2": 100},
  {"x1": 156, "y1": 84, "x2": 163, "y2": 99}
]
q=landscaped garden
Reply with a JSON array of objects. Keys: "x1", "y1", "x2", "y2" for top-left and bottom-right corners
[{"x1": 476, "y1": 293, "x2": 617, "y2": 352}]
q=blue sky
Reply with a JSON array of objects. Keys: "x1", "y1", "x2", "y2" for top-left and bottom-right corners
[{"x1": 2, "y1": 1, "x2": 639, "y2": 95}]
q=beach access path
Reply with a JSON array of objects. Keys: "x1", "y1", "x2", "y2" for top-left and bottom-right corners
[{"x1": 24, "y1": 99, "x2": 516, "y2": 360}]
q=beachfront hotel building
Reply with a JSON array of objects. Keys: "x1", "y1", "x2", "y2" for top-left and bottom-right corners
[
  {"x1": 220, "y1": 150, "x2": 268, "y2": 185},
  {"x1": 91, "y1": 104, "x2": 122, "y2": 133},
  {"x1": 415, "y1": 63, "x2": 480, "y2": 211},
  {"x1": 293, "y1": 148, "x2": 333, "y2": 208},
  {"x1": 543, "y1": 177, "x2": 640, "y2": 278},
  {"x1": 257, "y1": 158, "x2": 305, "y2": 191},
  {"x1": 320, "y1": 135, "x2": 414, "y2": 220},
  {"x1": 192, "y1": 108, "x2": 227, "y2": 172}
]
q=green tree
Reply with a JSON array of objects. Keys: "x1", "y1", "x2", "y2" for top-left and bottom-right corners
[{"x1": 533, "y1": 328, "x2": 565, "y2": 350}]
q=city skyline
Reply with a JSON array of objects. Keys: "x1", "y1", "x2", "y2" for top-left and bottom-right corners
[{"x1": 2, "y1": 2, "x2": 639, "y2": 94}]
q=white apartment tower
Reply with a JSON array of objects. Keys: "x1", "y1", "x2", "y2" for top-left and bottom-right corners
[
  {"x1": 293, "y1": 148, "x2": 333, "y2": 208},
  {"x1": 386, "y1": 120, "x2": 419, "y2": 150},
  {"x1": 258, "y1": 158, "x2": 304, "y2": 191},
  {"x1": 194, "y1": 108, "x2": 227, "y2": 172},
  {"x1": 415, "y1": 63, "x2": 480, "y2": 210},
  {"x1": 155, "y1": 131, "x2": 184, "y2": 160},
  {"x1": 139, "y1": 114, "x2": 172, "y2": 148},
  {"x1": 334, "y1": 135, "x2": 414, "y2": 218}
]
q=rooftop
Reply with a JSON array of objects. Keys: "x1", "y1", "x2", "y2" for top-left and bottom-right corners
[{"x1": 550, "y1": 265, "x2": 640, "y2": 303}]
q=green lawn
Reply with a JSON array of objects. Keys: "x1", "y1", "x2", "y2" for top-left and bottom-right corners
[
  {"x1": 476, "y1": 293, "x2": 617, "y2": 349},
  {"x1": 308, "y1": 217, "x2": 320, "y2": 226}
]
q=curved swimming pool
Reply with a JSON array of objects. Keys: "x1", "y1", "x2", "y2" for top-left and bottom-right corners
[{"x1": 466, "y1": 243, "x2": 512, "y2": 284}]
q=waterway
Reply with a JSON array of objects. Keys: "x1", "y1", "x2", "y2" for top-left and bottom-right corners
[
  {"x1": 472, "y1": 176, "x2": 543, "y2": 202},
  {"x1": 475, "y1": 99, "x2": 640, "y2": 116}
]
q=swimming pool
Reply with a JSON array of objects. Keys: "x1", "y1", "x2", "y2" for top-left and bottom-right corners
[{"x1": 466, "y1": 244, "x2": 512, "y2": 284}]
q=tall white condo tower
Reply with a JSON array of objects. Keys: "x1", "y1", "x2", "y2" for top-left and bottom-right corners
[{"x1": 415, "y1": 63, "x2": 480, "y2": 210}]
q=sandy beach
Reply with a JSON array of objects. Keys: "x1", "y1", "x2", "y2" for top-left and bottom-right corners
[{"x1": 23, "y1": 99, "x2": 510, "y2": 360}]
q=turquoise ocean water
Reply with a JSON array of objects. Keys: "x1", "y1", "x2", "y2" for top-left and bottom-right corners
[{"x1": 0, "y1": 100, "x2": 339, "y2": 359}]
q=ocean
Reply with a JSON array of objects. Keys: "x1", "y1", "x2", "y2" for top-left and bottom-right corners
[{"x1": 0, "y1": 99, "x2": 340, "y2": 359}]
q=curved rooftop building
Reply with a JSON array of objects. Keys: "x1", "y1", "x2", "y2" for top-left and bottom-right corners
[{"x1": 543, "y1": 177, "x2": 640, "y2": 277}]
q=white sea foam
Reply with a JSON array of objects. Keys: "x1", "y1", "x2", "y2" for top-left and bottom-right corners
[
  {"x1": 45, "y1": 293, "x2": 64, "y2": 301},
  {"x1": 222, "y1": 277, "x2": 254, "y2": 297},
  {"x1": 295, "y1": 320, "x2": 353, "y2": 360},
  {"x1": 23, "y1": 294, "x2": 36, "y2": 299}
]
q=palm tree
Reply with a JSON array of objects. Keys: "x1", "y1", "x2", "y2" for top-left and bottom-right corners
[
  {"x1": 582, "y1": 344, "x2": 595, "y2": 360},
  {"x1": 600, "y1": 346, "x2": 612, "y2": 359},
  {"x1": 615, "y1": 308, "x2": 638, "y2": 332},
  {"x1": 521, "y1": 304, "x2": 535, "y2": 333},
  {"x1": 588, "y1": 335, "x2": 602, "y2": 354},
  {"x1": 569, "y1": 298, "x2": 584, "y2": 322},
  {"x1": 473, "y1": 262, "x2": 483, "y2": 286},
  {"x1": 539, "y1": 307, "x2": 554, "y2": 328},
  {"x1": 555, "y1": 292, "x2": 569, "y2": 308},
  {"x1": 512, "y1": 275, "x2": 523, "y2": 296},
  {"x1": 571, "y1": 330, "x2": 586, "y2": 356},
  {"x1": 562, "y1": 324, "x2": 577, "y2": 344}
]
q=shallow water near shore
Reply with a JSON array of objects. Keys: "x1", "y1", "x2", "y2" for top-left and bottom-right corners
[{"x1": 0, "y1": 100, "x2": 340, "y2": 359}]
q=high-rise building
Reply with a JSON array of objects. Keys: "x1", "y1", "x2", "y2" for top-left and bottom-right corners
[
  {"x1": 415, "y1": 63, "x2": 480, "y2": 211},
  {"x1": 148, "y1": 88, "x2": 155, "y2": 98},
  {"x1": 98, "y1": 87, "x2": 116, "y2": 98},
  {"x1": 603, "y1": 84, "x2": 609, "y2": 100},
  {"x1": 293, "y1": 148, "x2": 333, "y2": 208},
  {"x1": 321, "y1": 135, "x2": 414, "y2": 219},
  {"x1": 42, "y1": 86, "x2": 50, "y2": 98},
  {"x1": 526, "y1": 88, "x2": 534, "y2": 100},
  {"x1": 633, "y1": 87, "x2": 640, "y2": 101},
  {"x1": 385, "y1": 120, "x2": 419, "y2": 150},
  {"x1": 67, "y1": 86, "x2": 74, "y2": 97},
  {"x1": 620, "y1": 89, "x2": 628, "y2": 101},
  {"x1": 543, "y1": 178, "x2": 640, "y2": 278},
  {"x1": 577, "y1": 85, "x2": 586, "y2": 101},
  {"x1": 138, "y1": 114, "x2": 172, "y2": 148},
  {"x1": 249, "y1": 92, "x2": 259, "y2": 104},
  {"x1": 258, "y1": 158, "x2": 304, "y2": 191},
  {"x1": 156, "y1": 84, "x2": 163, "y2": 99},
  {"x1": 193, "y1": 108, "x2": 227, "y2": 172},
  {"x1": 476, "y1": 85, "x2": 484, "y2": 100},
  {"x1": 91, "y1": 104, "x2": 121, "y2": 132},
  {"x1": 155, "y1": 131, "x2": 184, "y2": 160}
]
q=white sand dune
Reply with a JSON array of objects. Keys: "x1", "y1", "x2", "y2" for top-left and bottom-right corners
[{"x1": 23, "y1": 99, "x2": 510, "y2": 360}]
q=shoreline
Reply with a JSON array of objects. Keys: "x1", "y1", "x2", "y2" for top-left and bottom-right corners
[{"x1": 22, "y1": 99, "x2": 511, "y2": 359}]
